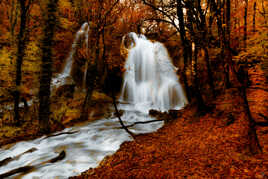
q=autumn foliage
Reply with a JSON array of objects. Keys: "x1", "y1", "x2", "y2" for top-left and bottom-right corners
[{"x1": 0, "y1": 0, "x2": 267, "y2": 178}]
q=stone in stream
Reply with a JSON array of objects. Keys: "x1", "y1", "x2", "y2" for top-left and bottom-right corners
[{"x1": 53, "y1": 76, "x2": 75, "y2": 98}]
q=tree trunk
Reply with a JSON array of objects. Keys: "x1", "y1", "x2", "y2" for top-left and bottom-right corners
[
  {"x1": 14, "y1": 0, "x2": 27, "y2": 125},
  {"x1": 38, "y1": 0, "x2": 58, "y2": 134},
  {"x1": 80, "y1": 64, "x2": 97, "y2": 121},
  {"x1": 204, "y1": 47, "x2": 216, "y2": 97},
  {"x1": 240, "y1": 86, "x2": 262, "y2": 154},
  {"x1": 95, "y1": 32, "x2": 101, "y2": 87},
  {"x1": 176, "y1": 0, "x2": 191, "y2": 101},
  {"x1": 226, "y1": 0, "x2": 231, "y2": 44},
  {"x1": 100, "y1": 27, "x2": 108, "y2": 88},
  {"x1": 9, "y1": 0, "x2": 19, "y2": 44},
  {"x1": 253, "y1": 2, "x2": 256, "y2": 32},
  {"x1": 244, "y1": 0, "x2": 248, "y2": 48},
  {"x1": 196, "y1": 1, "x2": 216, "y2": 97},
  {"x1": 225, "y1": 0, "x2": 232, "y2": 89},
  {"x1": 236, "y1": 64, "x2": 262, "y2": 154},
  {"x1": 193, "y1": 47, "x2": 206, "y2": 112}
]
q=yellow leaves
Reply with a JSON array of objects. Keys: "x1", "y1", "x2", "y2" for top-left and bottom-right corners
[
  {"x1": 21, "y1": 41, "x2": 41, "y2": 90},
  {"x1": 91, "y1": 91, "x2": 112, "y2": 102},
  {"x1": 235, "y1": 29, "x2": 268, "y2": 63},
  {"x1": 25, "y1": 41, "x2": 40, "y2": 58},
  {"x1": 0, "y1": 47, "x2": 15, "y2": 88},
  {"x1": 62, "y1": 109, "x2": 80, "y2": 125},
  {"x1": 59, "y1": 17, "x2": 75, "y2": 30},
  {"x1": 58, "y1": 0, "x2": 72, "y2": 10}
]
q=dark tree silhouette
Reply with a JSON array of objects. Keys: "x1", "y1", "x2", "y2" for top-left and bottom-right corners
[
  {"x1": 14, "y1": 0, "x2": 32, "y2": 125},
  {"x1": 38, "y1": 0, "x2": 58, "y2": 134}
]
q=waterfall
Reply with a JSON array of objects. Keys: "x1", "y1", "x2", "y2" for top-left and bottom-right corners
[
  {"x1": 82, "y1": 23, "x2": 90, "y2": 89},
  {"x1": 51, "y1": 22, "x2": 90, "y2": 89},
  {"x1": 120, "y1": 32, "x2": 188, "y2": 112}
]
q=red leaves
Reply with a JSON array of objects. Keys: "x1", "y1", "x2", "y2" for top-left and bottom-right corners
[{"x1": 73, "y1": 64, "x2": 268, "y2": 178}]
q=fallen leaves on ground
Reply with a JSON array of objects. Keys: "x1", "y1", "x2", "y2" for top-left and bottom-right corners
[{"x1": 72, "y1": 64, "x2": 268, "y2": 179}]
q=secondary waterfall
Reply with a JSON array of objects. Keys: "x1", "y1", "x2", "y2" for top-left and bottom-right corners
[
  {"x1": 120, "y1": 32, "x2": 188, "y2": 112},
  {"x1": 0, "y1": 32, "x2": 187, "y2": 179},
  {"x1": 51, "y1": 22, "x2": 90, "y2": 89}
]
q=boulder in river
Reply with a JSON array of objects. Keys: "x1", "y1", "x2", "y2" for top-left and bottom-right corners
[{"x1": 53, "y1": 76, "x2": 75, "y2": 98}]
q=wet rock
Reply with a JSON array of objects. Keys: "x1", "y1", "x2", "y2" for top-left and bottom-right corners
[
  {"x1": 55, "y1": 84, "x2": 75, "y2": 98},
  {"x1": 168, "y1": 110, "x2": 179, "y2": 118},
  {"x1": 149, "y1": 109, "x2": 162, "y2": 117},
  {"x1": 53, "y1": 76, "x2": 75, "y2": 98},
  {"x1": 149, "y1": 109, "x2": 185, "y2": 123},
  {"x1": 113, "y1": 110, "x2": 123, "y2": 117},
  {"x1": 149, "y1": 109, "x2": 173, "y2": 122}
]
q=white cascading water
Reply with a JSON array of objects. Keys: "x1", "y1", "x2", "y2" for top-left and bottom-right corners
[
  {"x1": 0, "y1": 33, "x2": 187, "y2": 179},
  {"x1": 51, "y1": 22, "x2": 90, "y2": 89},
  {"x1": 120, "y1": 32, "x2": 188, "y2": 112}
]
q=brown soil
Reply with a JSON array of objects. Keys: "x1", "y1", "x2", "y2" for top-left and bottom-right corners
[{"x1": 72, "y1": 65, "x2": 268, "y2": 178}]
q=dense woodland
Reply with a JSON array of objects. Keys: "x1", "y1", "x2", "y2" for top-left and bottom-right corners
[{"x1": 0, "y1": 0, "x2": 268, "y2": 178}]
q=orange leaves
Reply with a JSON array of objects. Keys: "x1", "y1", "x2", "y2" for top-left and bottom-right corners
[{"x1": 74, "y1": 62, "x2": 268, "y2": 178}]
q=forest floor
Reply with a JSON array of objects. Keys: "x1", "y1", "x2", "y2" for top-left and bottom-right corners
[{"x1": 72, "y1": 64, "x2": 268, "y2": 178}]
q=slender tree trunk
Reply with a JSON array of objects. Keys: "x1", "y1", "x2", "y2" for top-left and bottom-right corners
[
  {"x1": 80, "y1": 63, "x2": 97, "y2": 121},
  {"x1": 204, "y1": 47, "x2": 215, "y2": 97},
  {"x1": 100, "y1": 27, "x2": 108, "y2": 88},
  {"x1": 95, "y1": 32, "x2": 101, "y2": 86},
  {"x1": 196, "y1": 1, "x2": 216, "y2": 97},
  {"x1": 9, "y1": 0, "x2": 19, "y2": 44},
  {"x1": 226, "y1": 0, "x2": 231, "y2": 44},
  {"x1": 240, "y1": 86, "x2": 262, "y2": 154},
  {"x1": 222, "y1": 0, "x2": 226, "y2": 25},
  {"x1": 80, "y1": 34, "x2": 100, "y2": 120},
  {"x1": 14, "y1": 0, "x2": 27, "y2": 125},
  {"x1": 176, "y1": 0, "x2": 191, "y2": 101},
  {"x1": 193, "y1": 47, "x2": 205, "y2": 112},
  {"x1": 244, "y1": 0, "x2": 248, "y2": 48},
  {"x1": 212, "y1": 0, "x2": 223, "y2": 48},
  {"x1": 39, "y1": 0, "x2": 58, "y2": 134},
  {"x1": 253, "y1": 2, "x2": 256, "y2": 32},
  {"x1": 225, "y1": 0, "x2": 232, "y2": 89}
]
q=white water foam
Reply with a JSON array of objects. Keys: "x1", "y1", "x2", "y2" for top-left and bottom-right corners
[
  {"x1": 120, "y1": 32, "x2": 188, "y2": 112},
  {"x1": 0, "y1": 106, "x2": 163, "y2": 178}
]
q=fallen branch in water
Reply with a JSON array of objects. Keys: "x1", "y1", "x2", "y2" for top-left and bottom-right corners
[
  {"x1": 45, "y1": 131, "x2": 79, "y2": 139},
  {"x1": 124, "y1": 119, "x2": 164, "y2": 128},
  {"x1": 0, "y1": 147, "x2": 37, "y2": 167},
  {"x1": 0, "y1": 151, "x2": 65, "y2": 178},
  {"x1": 111, "y1": 89, "x2": 135, "y2": 138},
  {"x1": 0, "y1": 165, "x2": 34, "y2": 178}
]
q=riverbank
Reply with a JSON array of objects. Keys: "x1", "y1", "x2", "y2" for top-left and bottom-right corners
[
  {"x1": 72, "y1": 64, "x2": 268, "y2": 178},
  {"x1": 0, "y1": 90, "x2": 113, "y2": 147}
]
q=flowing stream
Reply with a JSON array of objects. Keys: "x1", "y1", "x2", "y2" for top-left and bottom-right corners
[
  {"x1": 0, "y1": 106, "x2": 163, "y2": 178},
  {"x1": 0, "y1": 32, "x2": 187, "y2": 178}
]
